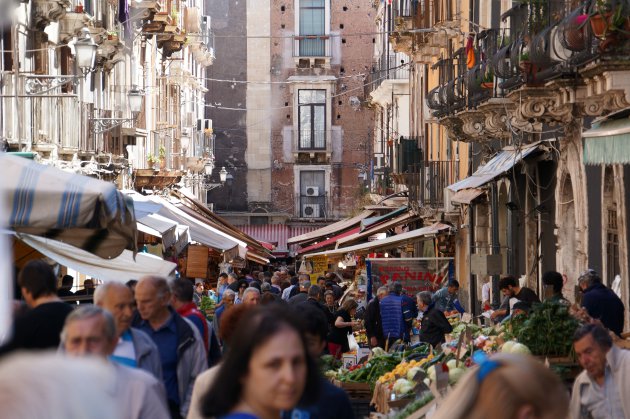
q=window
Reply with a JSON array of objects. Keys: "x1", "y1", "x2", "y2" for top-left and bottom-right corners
[
  {"x1": 299, "y1": 0, "x2": 326, "y2": 56},
  {"x1": 298, "y1": 89, "x2": 326, "y2": 149},
  {"x1": 299, "y1": 170, "x2": 325, "y2": 218}
]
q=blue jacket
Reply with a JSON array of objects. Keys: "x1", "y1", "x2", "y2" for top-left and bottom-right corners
[
  {"x1": 379, "y1": 293, "x2": 405, "y2": 340},
  {"x1": 582, "y1": 282, "x2": 625, "y2": 336}
]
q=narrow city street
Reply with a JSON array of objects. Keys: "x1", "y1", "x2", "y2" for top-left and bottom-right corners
[{"x1": 1, "y1": 0, "x2": 630, "y2": 418}]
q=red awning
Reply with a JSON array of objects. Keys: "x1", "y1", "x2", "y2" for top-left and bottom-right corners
[{"x1": 296, "y1": 227, "x2": 361, "y2": 255}]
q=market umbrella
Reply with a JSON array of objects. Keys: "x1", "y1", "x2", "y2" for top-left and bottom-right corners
[{"x1": 1, "y1": 154, "x2": 136, "y2": 259}]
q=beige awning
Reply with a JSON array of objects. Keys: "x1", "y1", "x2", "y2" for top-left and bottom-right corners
[
  {"x1": 450, "y1": 188, "x2": 486, "y2": 205},
  {"x1": 287, "y1": 210, "x2": 374, "y2": 245},
  {"x1": 303, "y1": 223, "x2": 452, "y2": 258},
  {"x1": 335, "y1": 211, "x2": 418, "y2": 248},
  {"x1": 19, "y1": 233, "x2": 176, "y2": 283}
]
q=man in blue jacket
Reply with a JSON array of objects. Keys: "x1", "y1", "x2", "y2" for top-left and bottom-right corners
[
  {"x1": 578, "y1": 269, "x2": 625, "y2": 336},
  {"x1": 379, "y1": 282, "x2": 406, "y2": 347}
]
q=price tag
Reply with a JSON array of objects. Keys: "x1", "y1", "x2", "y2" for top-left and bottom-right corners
[
  {"x1": 461, "y1": 313, "x2": 472, "y2": 323},
  {"x1": 412, "y1": 369, "x2": 430, "y2": 397}
]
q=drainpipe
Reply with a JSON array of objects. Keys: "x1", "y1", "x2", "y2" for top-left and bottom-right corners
[
  {"x1": 469, "y1": 204, "x2": 477, "y2": 315},
  {"x1": 491, "y1": 182, "x2": 500, "y2": 306}
]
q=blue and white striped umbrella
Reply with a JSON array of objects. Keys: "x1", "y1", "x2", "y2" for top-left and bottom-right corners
[{"x1": 2, "y1": 153, "x2": 136, "y2": 259}]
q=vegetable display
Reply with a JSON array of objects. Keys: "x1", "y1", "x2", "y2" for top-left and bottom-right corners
[{"x1": 515, "y1": 301, "x2": 580, "y2": 357}]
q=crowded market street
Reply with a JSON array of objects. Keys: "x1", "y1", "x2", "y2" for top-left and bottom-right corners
[{"x1": 1, "y1": 0, "x2": 630, "y2": 418}]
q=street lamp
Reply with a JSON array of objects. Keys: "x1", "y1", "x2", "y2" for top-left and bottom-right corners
[
  {"x1": 218, "y1": 166, "x2": 227, "y2": 183},
  {"x1": 127, "y1": 86, "x2": 144, "y2": 115},
  {"x1": 74, "y1": 28, "x2": 98, "y2": 75},
  {"x1": 204, "y1": 161, "x2": 214, "y2": 176}
]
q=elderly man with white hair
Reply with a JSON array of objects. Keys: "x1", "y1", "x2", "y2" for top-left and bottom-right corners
[
  {"x1": 94, "y1": 282, "x2": 162, "y2": 379},
  {"x1": 62, "y1": 305, "x2": 169, "y2": 419},
  {"x1": 241, "y1": 287, "x2": 261, "y2": 306}
]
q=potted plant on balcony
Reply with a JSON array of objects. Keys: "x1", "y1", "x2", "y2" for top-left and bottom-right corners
[
  {"x1": 519, "y1": 50, "x2": 531, "y2": 73},
  {"x1": 107, "y1": 30, "x2": 119, "y2": 42},
  {"x1": 147, "y1": 153, "x2": 159, "y2": 170},
  {"x1": 158, "y1": 145, "x2": 167, "y2": 170},
  {"x1": 481, "y1": 69, "x2": 494, "y2": 89}
]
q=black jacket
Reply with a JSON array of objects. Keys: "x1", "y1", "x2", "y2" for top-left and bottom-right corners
[
  {"x1": 582, "y1": 282, "x2": 625, "y2": 336},
  {"x1": 419, "y1": 304, "x2": 453, "y2": 348},
  {"x1": 364, "y1": 298, "x2": 384, "y2": 343}
]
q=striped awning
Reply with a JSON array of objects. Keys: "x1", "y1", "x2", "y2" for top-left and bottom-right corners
[
  {"x1": 303, "y1": 223, "x2": 452, "y2": 258},
  {"x1": 2, "y1": 154, "x2": 136, "y2": 259},
  {"x1": 583, "y1": 117, "x2": 630, "y2": 165},
  {"x1": 287, "y1": 210, "x2": 374, "y2": 245}
]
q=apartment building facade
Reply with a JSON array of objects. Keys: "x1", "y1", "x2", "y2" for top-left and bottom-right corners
[
  {"x1": 207, "y1": 0, "x2": 376, "y2": 255},
  {"x1": 1, "y1": 0, "x2": 215, "y2": 199},
  {"x1": 384, "y1": 0, "x2": 630, "y2": 319}
]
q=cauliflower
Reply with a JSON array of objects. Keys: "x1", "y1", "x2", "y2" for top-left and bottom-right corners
[{"x1": 392, "y1": 378, "x2": 415, "y2": 395}]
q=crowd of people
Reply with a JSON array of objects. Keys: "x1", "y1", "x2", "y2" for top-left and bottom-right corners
[{"x1": 0, "y1": 260, "x2": 628, "y2": 419}]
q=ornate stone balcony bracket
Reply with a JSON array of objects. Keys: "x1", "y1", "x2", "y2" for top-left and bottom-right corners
[
  {"x1": 506, "y1": 87, "x2": 574, "y2": 129},
  {"x1": 581, "y1": 90, "x2": 630, "y2": 117},
  {"x1": 32, "y1": 0, "x2": 71, "y2": 31}
]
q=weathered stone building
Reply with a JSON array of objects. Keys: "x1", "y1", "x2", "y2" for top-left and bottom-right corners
[{"x1": 208, "y1": 0, "x2": 376, "y2": 254}]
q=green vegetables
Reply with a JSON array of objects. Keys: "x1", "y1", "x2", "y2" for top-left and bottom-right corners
[
  {"x1": 394, "y1": 391, "x2": 435, "y2": 419},
  {"x1": 337, "y1": 354, "x2": 401, "y2": 388},
  {"x1": 516, "y1": 301, "x2": 580, "y2": 357},
  {"x1": 320, "y1": 354, "x2": 341, "y2": 373}
]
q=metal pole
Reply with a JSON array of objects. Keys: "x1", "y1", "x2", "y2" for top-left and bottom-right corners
[
  {"x1": 12, "y1": 21, "x2": 20, "y2": 151},
  {"x1": 491, "y1": 182, "x2": 500, "y2": 306}
]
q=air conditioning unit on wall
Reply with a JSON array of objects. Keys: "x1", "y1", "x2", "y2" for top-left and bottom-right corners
[
  {"x1": 305, "y1": 186, "x2": 319, "y2": 196},
  {"x1": 303, "y1": 204, "x2": 320, "y2": 218}
]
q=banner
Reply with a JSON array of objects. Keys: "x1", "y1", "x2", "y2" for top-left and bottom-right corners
[
  {"x1": 366, "y1": 258, "x2": 454, "y2": 300},
  {"x1": 309, "y1": 255, "x2": 328, "y2": 283}
]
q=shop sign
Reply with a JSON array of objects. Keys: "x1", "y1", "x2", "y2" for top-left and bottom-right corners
[
  {"x1": 366, "y1": 258, "x2": 454, "y2": 299},
  {"x1": 309, "y1": 255, "x2": 328, "y2": 283}
]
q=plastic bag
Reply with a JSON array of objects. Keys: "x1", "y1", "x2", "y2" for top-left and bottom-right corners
[{"x1": 347, "y1": 333, "x2": 359, "y2": 352}]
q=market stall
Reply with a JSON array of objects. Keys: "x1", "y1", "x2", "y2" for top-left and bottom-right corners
[{"x1": 320, "y1": 301, "x2": 594, "y2": 418}]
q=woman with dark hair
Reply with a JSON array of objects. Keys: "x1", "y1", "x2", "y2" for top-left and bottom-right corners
[
  {"x1": 327, "y1": 298, "x2": 360, "y2": 358},
  {"x1": 200, "y1": 305, "x2": 319, "y2": 419}
]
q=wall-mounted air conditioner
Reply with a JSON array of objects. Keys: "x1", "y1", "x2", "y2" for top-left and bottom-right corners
[
  {"x1": 302, "y1": 204, "x2": 320, "y2": 218},
  {"x1": 305, "y1": 186, "x2": 319, "y2": 196}
]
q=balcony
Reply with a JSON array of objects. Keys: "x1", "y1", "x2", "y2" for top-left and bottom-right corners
[
  {"x1": 293, "y1": 129, "x2": 332, "y2": 161},
  {"x1": 401, "y1": 160, "x2": 457, "y2": 211},
  {"x1": 131, "y1": 0, "x2": 163, "y2": 21},
  {"x1": 369, "y1": 52, "x2": 411, "y2": 103},
  {"x1": 1, "y1": 74, "x2": 85, "y2": 152},
  {"x1": 389, "y1": 0, "x2": 432, "y2": 56},
  {"x1": 296, "y1": 195, "x2": 329, "y2": 219},
  {"x1": 293, "y1": 36, "x2": 332, "y2": 68}
]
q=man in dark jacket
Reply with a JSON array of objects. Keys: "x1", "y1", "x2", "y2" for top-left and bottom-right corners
[
  {"x1": 132, "y1": 276, "x2": 207, "y2": 418},
  {"x1": 365, "y1": 286, "x2": 387, "y2": 348},
  {"x1": 288, "y1": 279, "x2": 311, "y2": 305},
  {"x1": 417, "y1": 291, "x2": 453, "y2": 348},
  {"x1": 578, "y1": 270, "x2": 625, "y2": 336}
]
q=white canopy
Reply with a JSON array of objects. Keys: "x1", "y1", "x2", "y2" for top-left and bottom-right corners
[
  {"x1": 149, "y1": 195, "x2": 247, "y2": 254},
  {"x1": 19, "y1": 233, "x2": 177, "y2": 283},
  {"x1": 137, "y1": 213, "x2": 178, "y2": 249}
]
